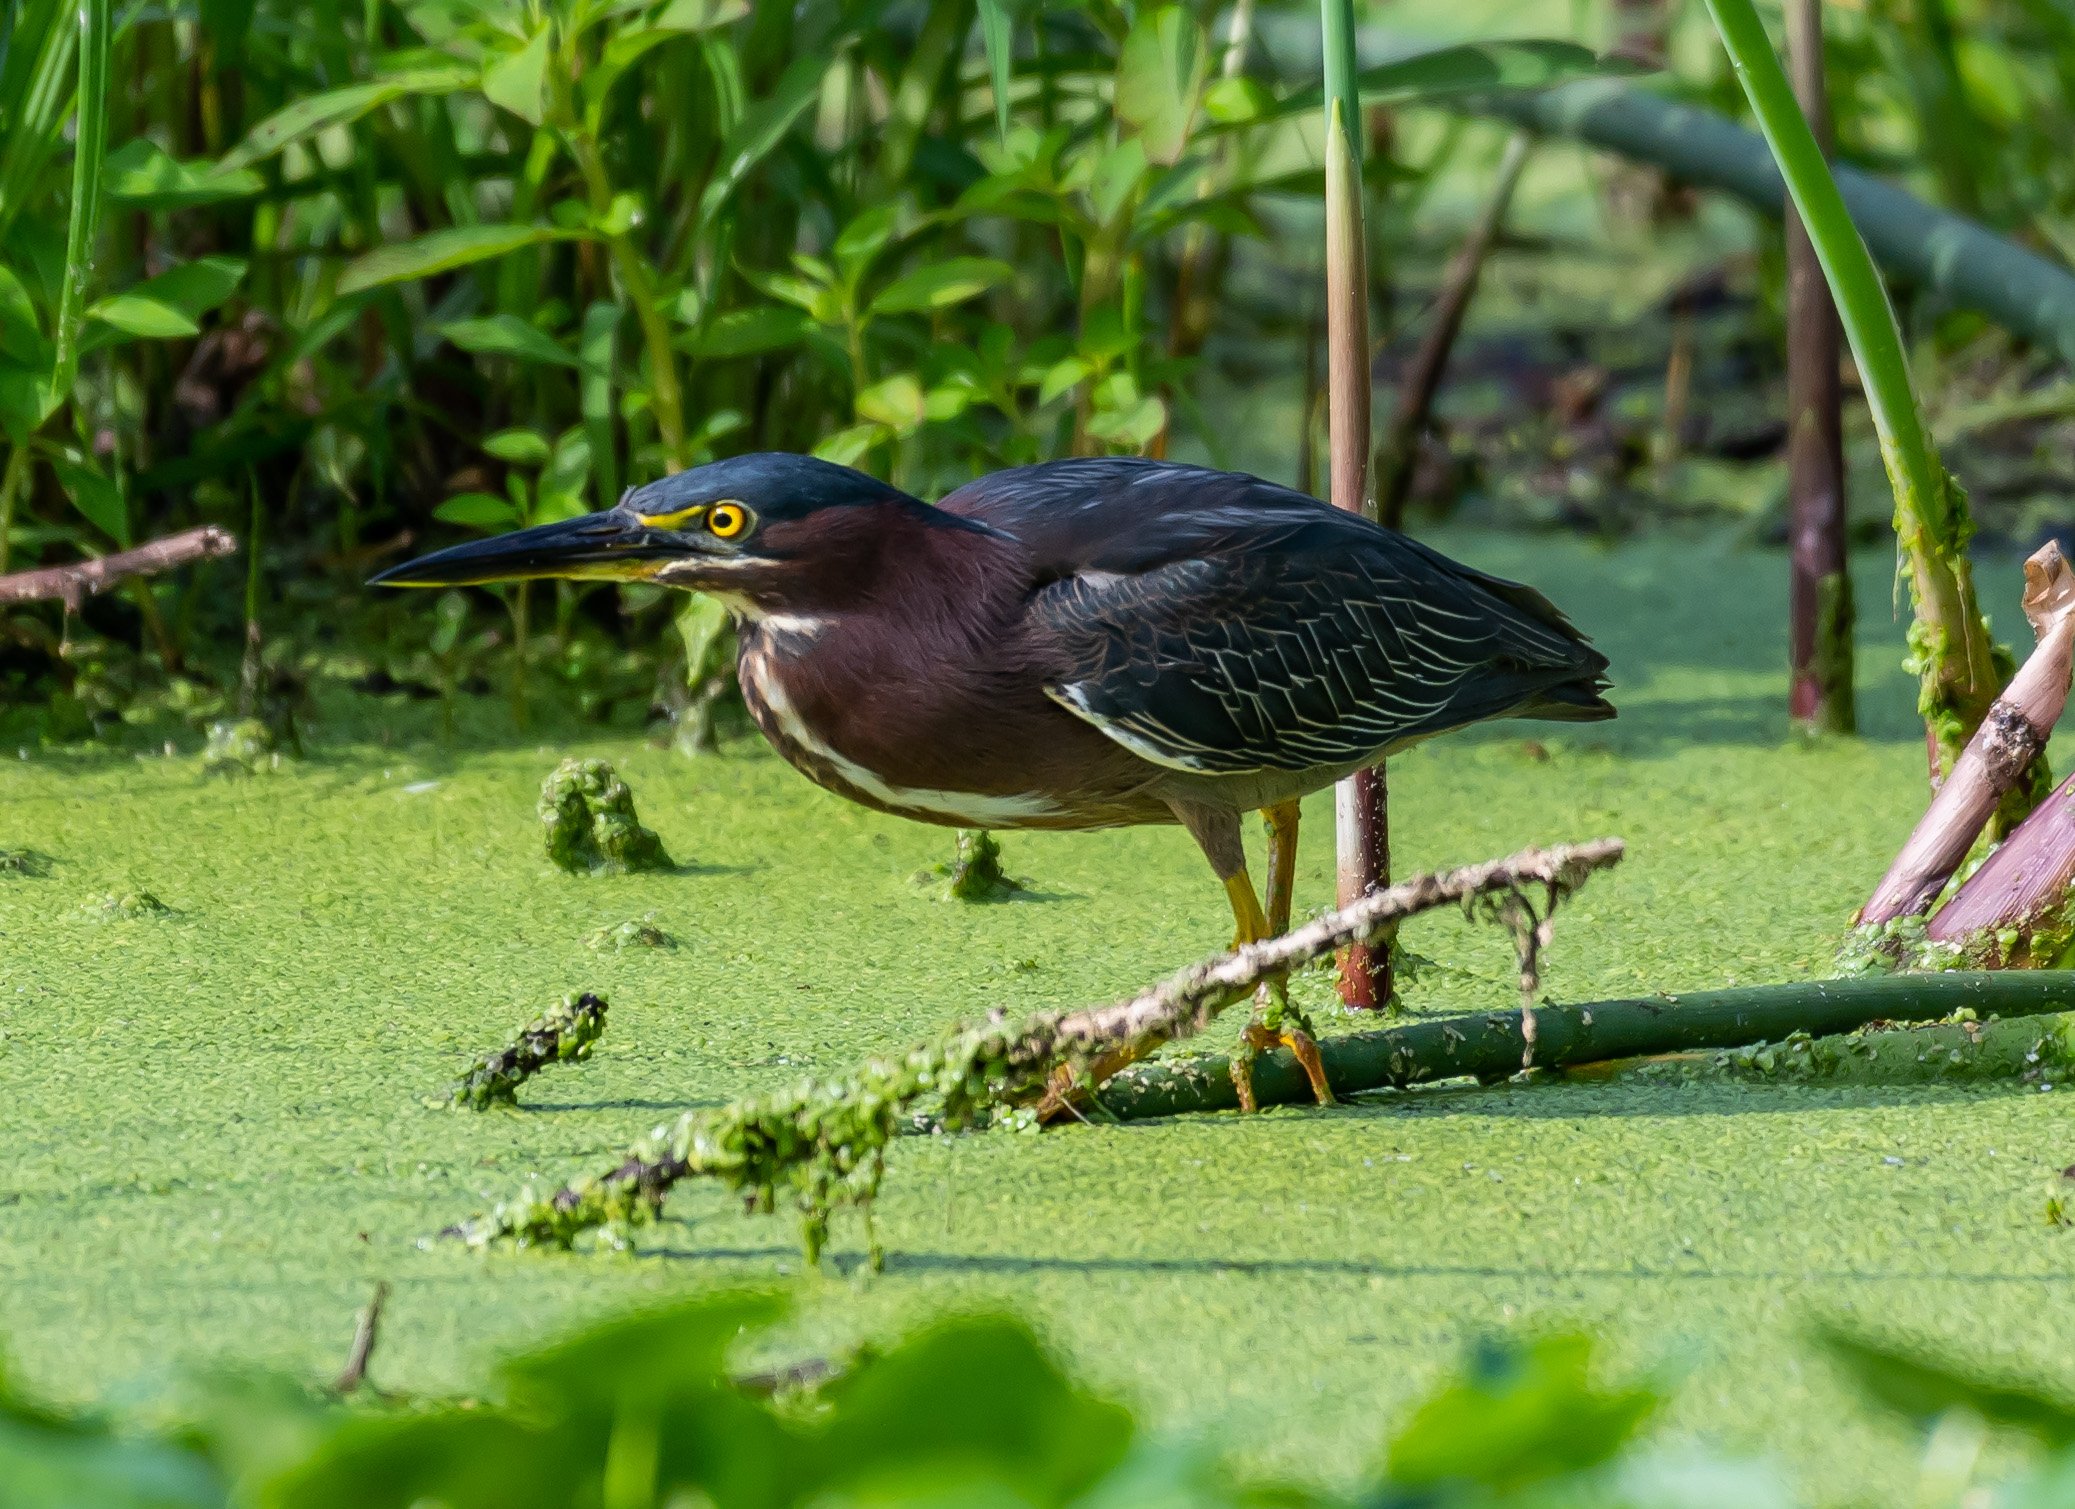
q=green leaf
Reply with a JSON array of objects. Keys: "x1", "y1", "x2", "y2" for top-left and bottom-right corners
[
  {"x1": 1381, "y1": 1336, "x2": 1661, "y2": 1491},
  {"x1": 1114, "y1": 5, "x2": 1207, "y2": 167},
  {"x1": 1085, "y1": 394, "x2": 1165, "y2": 449},
  {"x1": 1037, "y1": 356, "x2": 1088, "y2": 405},
  {"x1": 976, "y1": 0, "x2": 1014, "y2": 144},
  {"x1": 812, "y1": 421, "x2": 888, "y2": 467},
  {"x1": 855, "y1": 373, "x2": 927, "y2": 433},
  {"x1": 0, "y1": 268, "x2": 46, "y2": 365},
  {"x1": 86, "y1": 294, "x2": 198, "y2": 338},
  {"x1": 219, "y1": 67, "x2": 478, "y2": 172},
  {"x1": 484, "y1": 429, "x2": 551, "y2": 465},
  {"x1": 1088, "y1": 139, "x2": 1150, "y2": 229},
  {"x1": 814, "y1": 1318, "x2": 1134, "y2": 1504},
  {"x1": 52, "y1": 0, "x2": 112, "y2": 402},
  {"x1": 439, "y1": 315, "x2": 578, "y2": 368},
  {"x1": 696, "y1": 48, "x2": 838, "y2": 234},
  {"x1": 1815, "y1": 1326, "x2": 2075, "y2": 1445},
  {"x1": 1202, "y1": 75, "x2": 1270, "y2": 125},
  {"x1": 869, "y1": 258, "x2": 1014, "y2": 316},
  {"x1": 540, "y1": 429, "x2": 592, "y2": 503},
  {"x1": 337, "y1": 224, "x2": 587, "y2": 296},
  {"x1": 103, "y1": 139, "x2": 262, "y2": 208},
  {"x1": 483, "y1": 25, "x2": 551, "y2": 126},
  {"x1": 434, "y1": 492, "x2": 522, "y2": 529},
  {"x1": 578, "y1": 301, "x2": 620, "y2": 509},
  {"x1": 833, "y1": 205, "x2": 899, "y2": 279},
  {"x1": 674, "y1": 591, "x2": 731, "y2": 682},
  {"x1": 681, "y1": 306, "x2": 811, "y2": 359},
  {"x1": 119, "y1": 255, "x2": 246, "y2": 323},
  {"x1": 650, "y1": 0, "x2": 750, "y2": 31},
  {"x1": 49, "y1": 454, "x2": 128, "y2": 545}
]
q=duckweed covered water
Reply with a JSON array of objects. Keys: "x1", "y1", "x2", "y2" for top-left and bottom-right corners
[{"x1": 4, "y1": 534, "x2": 2073, "y2": 1505}]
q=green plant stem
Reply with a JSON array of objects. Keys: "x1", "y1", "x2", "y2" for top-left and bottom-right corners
[
  {"x1": 51, "y1": 0, "x2": 112, "y2": 401},
  {"x1": 1095, "y1": 972, "x2": 2075, "y2": 1119},
  {"x1": 0, "y1": 444, "x2": 28, "y2": 575},
  {"x1": 568, "y1": 135, "x2": 687, "y2": 470}
]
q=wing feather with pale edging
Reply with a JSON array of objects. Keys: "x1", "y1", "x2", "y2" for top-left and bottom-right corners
[{"x1": 944, "y1": 459, "x2": 1611, "y2": 776}]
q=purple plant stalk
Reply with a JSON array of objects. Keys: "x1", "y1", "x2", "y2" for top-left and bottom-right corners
[
  {"x1": 1927, "y1": 773, "x2": 2075, "y2": 964},
  {"x1": 1860, "y1": 543, "x2": 2075, "y2": 927}
]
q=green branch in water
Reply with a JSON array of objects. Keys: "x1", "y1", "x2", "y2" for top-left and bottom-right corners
[
  {"x1": 451, "y1": 992, "x2": 610, "y2": 1109},
  {"x1": 1617, "y1": 1011, "x2": 2075, "y2": 1089},
  {"x1": 538, "y1": 758, "x2": 673, "y2": 874},
  {"x1": 1095, "y1": 972, "x2": 2075, "y2": 1119},
  {"x1": 444, "y1": 841, "x2": 1625, "y2": 1260}
]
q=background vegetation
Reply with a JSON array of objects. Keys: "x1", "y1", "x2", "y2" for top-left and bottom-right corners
[{"x1": 8, "y1": 0, "x2": 2075, "y2": 754}]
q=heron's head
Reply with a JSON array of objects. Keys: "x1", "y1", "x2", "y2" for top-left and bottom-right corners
[{"x1": 370, "y1": 452, "x2": 944, "y2": 611}]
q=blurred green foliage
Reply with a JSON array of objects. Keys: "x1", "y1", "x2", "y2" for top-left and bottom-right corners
[
  {"x1": 0, "y1": 0, "x2": 1630, "y2": 745},
  {"x1": 10, "y1": 1290, "x2": 2075, "y2": 1508}
]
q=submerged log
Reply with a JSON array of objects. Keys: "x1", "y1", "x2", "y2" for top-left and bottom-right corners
[
  {"x1": 1094, "y1": 972, "x2": 2075, "y2": 1119},
  {"x1": 1467, "y1": 83, "x2": 2075, "y2": 366}
]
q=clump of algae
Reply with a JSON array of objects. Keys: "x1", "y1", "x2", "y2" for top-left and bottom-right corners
[
  {"x1": 918, "y1": 830, "x2": 1026, "y2": 902},
  {"x1": 1624, "y1": 1010, "x2": 2075, "y2": 1089},
  {"x1": 201, "y1": 718, "x2": 278, "y2": 777},
  {"x1": 0, "y1": 849, "x2": 52, "y2": 877},
  {"x1": 83, "y1": 890, "x2": 173, "y2": 920},
  {"x1": 452, "y1": 992, "x2": 610, "y2": 1109},
  {"x1": 584, "y1": 913, "x2": 677, "y2": 952},
  {"x1": 538, "y1": 758, "x2": 673, "y2": 875}
]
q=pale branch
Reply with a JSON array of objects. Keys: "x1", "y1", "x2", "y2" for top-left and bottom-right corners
[
  {"x1": 334, "y1": 1281, "x2": 389, "y2": 1395},
  {"x1": 1859, "y1": 542, "x2": 2075, "y2": 927},
  {"x1": 444, "y1": 839, "x2": 1626, "y2": 1259},
  {"x1": 0, "y1": 525, "x2": 237, "y2": 610}
]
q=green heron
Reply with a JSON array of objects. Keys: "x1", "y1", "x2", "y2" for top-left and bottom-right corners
[{"x1": 374, "y1": 453, "x2": 1612, "y2": 1108}]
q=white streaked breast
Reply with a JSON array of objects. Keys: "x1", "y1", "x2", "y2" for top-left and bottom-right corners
[{"x1": 746, "y1": 656, "x2": 1062, "y2": 826}]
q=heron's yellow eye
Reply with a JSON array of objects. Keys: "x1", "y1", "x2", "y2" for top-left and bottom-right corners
[{"x1": 708, "y1": 502, "x2": 750, "y2": 539}]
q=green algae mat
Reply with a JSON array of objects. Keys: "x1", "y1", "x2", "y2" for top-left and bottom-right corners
[{"x1": 4, "y1": 533, "x2": 2073, "y2": 1505}]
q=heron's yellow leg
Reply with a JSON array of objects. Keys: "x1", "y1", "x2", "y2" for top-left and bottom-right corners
[
  {"x1": 1262, "y1": 800, "x2": 1301, "y2": 936},
  {"x1": 1224, "y1": 864, "x2": 1334, "y2": 1111}
]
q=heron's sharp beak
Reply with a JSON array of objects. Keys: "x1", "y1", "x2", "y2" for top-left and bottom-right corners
[{"x1": 368, "y1": 510, "x2": 676, "y2": 589}]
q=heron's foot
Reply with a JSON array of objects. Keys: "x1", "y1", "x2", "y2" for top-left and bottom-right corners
[
  {"x1": 1033, "y1": 1045, "x2": 1142, "y2": 1124},
  {"x1": 1228, "y1": 985, "x2": 1335, "y2": 1111}
]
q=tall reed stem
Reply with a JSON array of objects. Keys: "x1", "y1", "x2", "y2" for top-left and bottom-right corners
[
  {"x1": 1321, "y1": 0, "x2": 1390, "y2": 1008},
  {"x1": 1702, "y1": 0, "x2": 1997, "y2": 782}
]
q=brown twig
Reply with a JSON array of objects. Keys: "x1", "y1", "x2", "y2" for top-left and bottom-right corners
[
  {"x1": 334, "y1": 1281, "x2": 389, "y2": 1395},
  {"x1": 1376, "y1": 132, "x2": 1531, "y2": 532},
  {"x1": 1784, "y1": 0, "x2": 1854, "y2": 735},
  {"x1": 0, "y1": 525, "x2": 238, "y2": 611}
]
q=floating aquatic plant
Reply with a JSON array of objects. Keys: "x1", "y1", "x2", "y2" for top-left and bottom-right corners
[
  {"x1": 0, "y1": 849, "x2": 53, "y2": 877},
  {"x1": 919, "y1": 830, "x2": 1026, "y2": 903},
  {"x1": 84, "y1": 890, "x2": 173, "y2": 920},
  {"x1": 538, "y1": 758, "x2": 673, "y2": 874},
  {"x1": 583, "y1": 913, "x2": 678, "y2": 952},
  {"x1": 201, "y1": 718, "x2": 277, "y2": 777}
]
